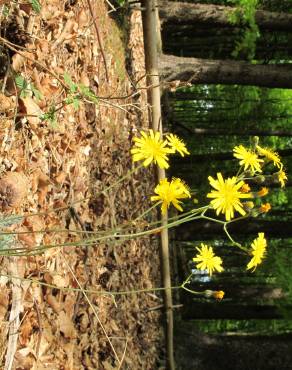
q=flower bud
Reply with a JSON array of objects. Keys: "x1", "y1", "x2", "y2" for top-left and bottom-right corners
[
  {"x1": 257, "y1": 187, "x2": 269, "y2": 197},
  {"x1": 259, "y1": 203, "x2": 271, "y2": 213}
]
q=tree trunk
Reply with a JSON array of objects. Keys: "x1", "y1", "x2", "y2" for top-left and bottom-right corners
[
  {"x1": 175, "y1": 219, "x2": 292, "y2": 241},
  {"x1": 159, "y1": 2, "x2": 292, "y2": 32},
  {"x1": 174, "y1": 122, "x2": 292, "y2": 137},
  {"x1": 159, "y1": 54, "x2": 292, "y2": 89},
  {"x1": 173, "y1": 148, "x2": 292, "y2": 162}
]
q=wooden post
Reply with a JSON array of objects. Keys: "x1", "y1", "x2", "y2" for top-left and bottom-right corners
[{"x1": 141, "y1": 1, "x2": 175, "y2": 369}]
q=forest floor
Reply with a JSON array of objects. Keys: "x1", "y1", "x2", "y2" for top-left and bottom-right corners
[{"x1": 0, "y1": 1, "x2": 163, "y2": 369}]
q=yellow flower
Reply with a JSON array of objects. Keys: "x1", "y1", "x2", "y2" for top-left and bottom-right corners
[
  {"x1": 247, "y1": 232, "x2": 267, "y2": 271},
  {"x1": 131, "y1": 130, "x2": 173, "y2": 169},
  {"x1": 257, "y1": 187, "x2": 269, "y2": 197},
  {"x1": 259, "y1": 203, "x2": 271, "y2": 213},
  {"x1": 204, "y1": 290, "x2": 225, "y2": 300},
  {"x1": 233, "y1": 145, "x2": 263, "y2": 173},
  {"x1": 213, "y1": 290, "x2": 225, "y2": 300},
  {"x1": 207, "y1": 173, "x2": 252, "y2": 221},
  {"x1": 166, "y1": 133, "x2": 190, "y2": 157},
  {"x1": 193, "y1": 244, "x2": 224, "y2": 276},
  {"x1": 256, "y1": 145, "x2": 282, "y2": 168},
  {"x1": 278, "y1": 169, "x2": 288, "y2": 188},
  {"x1": 151, "y1": 177, "x2": 191, "y2": 214}
]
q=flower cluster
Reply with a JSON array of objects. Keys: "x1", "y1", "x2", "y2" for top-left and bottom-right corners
[
  {"x1": 130, "y1": 132, "x2": 287, "y2": 281},
  {"x1": 131, "y1": 130, "x2": 189, "y2": 169}
]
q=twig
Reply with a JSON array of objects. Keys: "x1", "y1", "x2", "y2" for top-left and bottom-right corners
[
  {"x1": 117, "y1": 338, "x2": 128, "y2": 370},
  {"x1": 86, "y1": 0, "x2": 109, "y2": 82},
  {"x1": 0, "y1": 36, "x2": 66, "y2": 89},
  {"x1": 105, "y1": 0, "x2": 117, "y2": 12},
  {"x1": 4, "y1": 257, "x2": 23, "y2": 370},
  {"x1": 33, "y1": 299, "x2": 43, "y2": 363}
]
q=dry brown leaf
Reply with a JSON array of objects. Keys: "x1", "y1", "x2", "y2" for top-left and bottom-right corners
[
  {"x1": 46, "y1": 293, "x2": 61, "y2": 314},
  {"x1": 39, "y1": 76, "x2": 60, "y2": 97},
  {"x1": 103, "y1": 360, "x2": 116, "y2": 370},
  {"x1": 0, "y1": 93, "x2": 14, "y2": 112},
  {"x1": 0, "y1": 172, "x2": 28, "y2": 211},
  {"x1": 52, "y1": 19, "x2": 76, "y2": 49},
  {"x1": 78, "y1": 9, "x2": 88, "y2": 28},
  {"x1": 0, "y1": 288, "x2": 8, "y2": 321},
  {"x1": 19, "y1": 318, "x2": 33, "y2": 346},
  {"x1": 17, "y1": 226, "x2": 36, "y2": 248},
  {"x1": 12, "y1": 53, "x2": 26, "y2": 72},
  {"x1": 58, "y1": 310, "x2": 76, "y2": 339},
  {"x1": 31, "y1": 169, "x2": 51, "y2": 205},
  {"x1": 52, "y1": 274, "x2": 69, "y2": 288},
  {"x1": 54, "y1": 171, "x2": 67, "y2": 184},
  {"x1": 19, "y1": 97, "x2": 42, "y2": 130}
]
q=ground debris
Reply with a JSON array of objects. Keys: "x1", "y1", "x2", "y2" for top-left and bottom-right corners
[{"x1": 0, "y1": 1, "x2": 162, "y2": 368}]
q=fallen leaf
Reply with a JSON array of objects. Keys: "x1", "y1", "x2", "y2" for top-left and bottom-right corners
[
  {"x1": 19, "y1": 97, "x2": 43, "y2": 130},
  {"x1": 58, "y1": 310, "x2": 76, "y2": 339}
]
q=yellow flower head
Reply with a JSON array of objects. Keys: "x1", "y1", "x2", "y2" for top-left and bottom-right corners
[
  {"x1": 131, "y1": 130, "x2": 173, "y2": 169},
  {"x1": 166, "y1": 133, "x2": 190, "y2": 157},
  {"x1": 257, "y1": 187, "x2": 269, "y2": 197},
  {"x1": 278, "y1": 169, "x2": 288, "y2": 188},
  {"x1": 193, "y1": 244, "x2": 224, "y2": 276},
  {"x1": 259, "y1": 203, "x2": 271, "y2": 213},
  {"x1": 207, "y1": 173, "x2": 252, "y2": 221},
  {"x1": 247, "y1": 232, "x2": 267, "y2": 271},
  {"x1": 151, "y1": 177, "x2": 191, "y2": 214},
  {"x1": 256, "y1": 145, "x2": 282, "y2": 168},
  {"x1": 233, "y1": 145, "x2": 263, "y2": 173},
  {"x1": 213, "y1": 290, "x2": 225, "y2": 300}
]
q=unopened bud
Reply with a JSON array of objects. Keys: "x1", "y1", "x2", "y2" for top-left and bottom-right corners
[
  {"x1": 259, "y1": 203, "x2": 271, "y2": 213},
  {"x1": 254, "y1": 175, "x2": 266, "y2": 184},
  {"x1": 213, "y1": 290, "x2": 225, "y2": 300},
  {"x1": 240, "y1": 183, "x2": 251, "y2": 193},
  {"x1": 204, "y1": 290, "x2": 225, "y2": 300},
  {"x1": 257, "y1": 187, "x2": 269, "y2": 197},
  {"x1": 243, "y1": 201, "x2": 255, "y2": 212}
]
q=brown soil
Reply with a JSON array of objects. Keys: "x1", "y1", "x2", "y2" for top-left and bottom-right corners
[{"x1": 0, "y1": 1, "x2": 163, "y2": 369}]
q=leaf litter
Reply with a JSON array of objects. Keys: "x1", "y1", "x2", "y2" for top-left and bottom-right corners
[{"x1": 0, "y1": 1, "x2": 163, "y2": 368}]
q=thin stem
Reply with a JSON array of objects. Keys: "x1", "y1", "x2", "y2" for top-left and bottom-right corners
[
  {"x1": 17, "y1": 163, "x2": 144, "y2": 220},
  {"x1": 223, "y1": 223, "x2": 248, "y2": 252},
  {"x1": 1, "y1": 273, "x2": 182, "y2": 296}
]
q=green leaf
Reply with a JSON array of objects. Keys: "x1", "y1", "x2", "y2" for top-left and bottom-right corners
[
  {"x1": 64, "y1": 72, "x2": 78, "y2": 94},
  {"x1": 79, "y1": 84, "x2": 99, "y2": 104},
  {"x1": 30, "y1": 0, "x2": 41, "y2": 14},
  {"x1": 15, "y1": 74, "x2": 28, "y2": 91},
  {"x1": 15, "y1": 74, "x2": 29, "y2": 98},
  {"x1": 72, "y1": 97, "x2": 80, "y2": 110},
  {"x1": 31, "y1": 83, "x2": 43, "y2": 101},
  {"x1": 2, "y1": 5, "x2": 10, "y2": 18}
]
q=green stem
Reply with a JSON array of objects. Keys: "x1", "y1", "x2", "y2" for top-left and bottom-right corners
[
  {"x1": 223, "y1": 223, "x2": 248, "y2": 252},
  {"x1": 2, "y1": 273, "x2": 182, "y2": 296}
]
